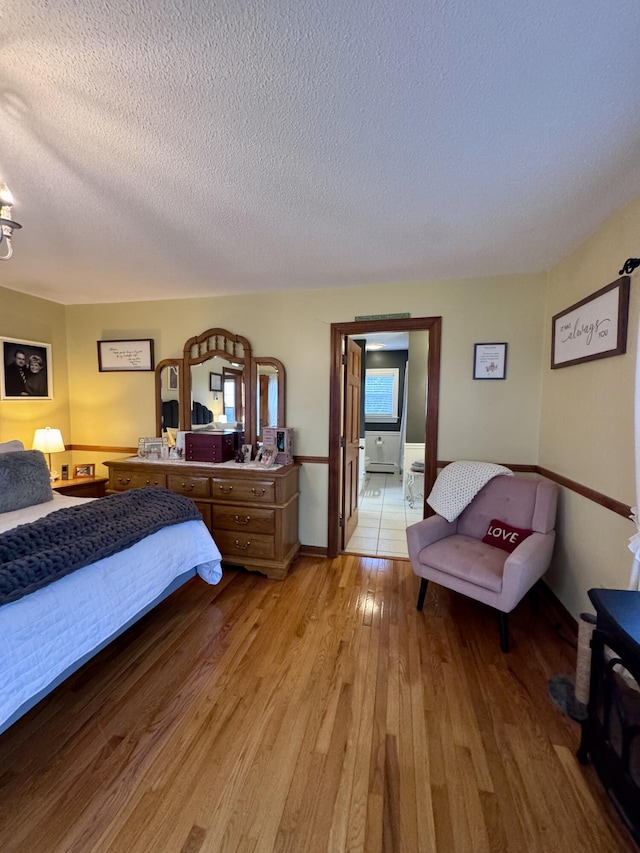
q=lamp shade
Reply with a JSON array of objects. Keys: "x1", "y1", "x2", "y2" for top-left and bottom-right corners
[{"x1": 32, "y1": 427, "x2": 65, "y2": 455}]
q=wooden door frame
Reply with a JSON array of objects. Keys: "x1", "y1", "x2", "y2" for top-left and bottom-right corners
[{"x1": 328, "y1": 316, "x2": 442, "y2": 559}]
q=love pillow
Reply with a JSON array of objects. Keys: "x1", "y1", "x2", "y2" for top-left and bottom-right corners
[{"x1": 482, "y1": 519, "x2": 533, "y2": 553}]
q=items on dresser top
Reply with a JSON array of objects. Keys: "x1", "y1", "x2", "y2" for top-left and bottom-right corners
[
  {"x1": 104, "y1": 457, "x2": 300, "y2": 580},
  {"x1": 185, "y1": 429, "x2": 245, "y2": 463},
  {"x1": 262, "y1": 427, "x2": 294, "y2": 465}
]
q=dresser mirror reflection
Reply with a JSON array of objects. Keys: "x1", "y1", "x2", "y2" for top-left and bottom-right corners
[
  {"x1": 155, "y1": 328, "x2": 286, "y2": 448},
  {"x1": 156, "y1": 358, "x2": 182, "y2": 435},
  {"x1": 254, "y1": 357, "x2": 286, "y2": 442}
]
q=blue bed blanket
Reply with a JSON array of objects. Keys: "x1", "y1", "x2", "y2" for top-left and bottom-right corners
[{"x1": 0, "y1": 487, "x2": 202, "y2": 605}]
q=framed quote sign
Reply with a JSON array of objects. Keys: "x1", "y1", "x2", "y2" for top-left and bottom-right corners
[
  {"x1": 551, "y1": 277, "x2": 630, "y2": 369},
  {"x1": 97, "y1": 339, "x2": 155, "y2": 372},
  {"x1": 473, "y1": 342, "x2": 507, "y2": 380}
]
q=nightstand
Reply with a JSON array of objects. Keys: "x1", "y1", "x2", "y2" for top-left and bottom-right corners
[{"x1": 52, "y1": 477, "x2": 108, "y2": 498}]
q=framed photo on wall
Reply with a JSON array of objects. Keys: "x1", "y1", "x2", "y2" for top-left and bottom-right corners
[
  {"x1": 0, "y1": 337, "x2": 53, "y2": 399},
  {"x1": 210, "y1": 372, "x2": 222, "y2": 392}
]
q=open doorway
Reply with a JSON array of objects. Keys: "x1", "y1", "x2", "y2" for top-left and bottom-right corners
[{"x1": 327, "y1": 316, "x2": 442, "y2": 559}]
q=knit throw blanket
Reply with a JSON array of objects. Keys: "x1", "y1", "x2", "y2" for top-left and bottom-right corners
[
  {"x1": 0, "y1": 487, "x2": 202, "y2": 606},
  {"x1": 427, "y1": 460, "x2": 513, "y2": 522}
]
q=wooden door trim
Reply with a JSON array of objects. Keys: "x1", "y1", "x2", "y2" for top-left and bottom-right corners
[{"x1": 328, "y1": 316, "x2": 442, "y2": 558}]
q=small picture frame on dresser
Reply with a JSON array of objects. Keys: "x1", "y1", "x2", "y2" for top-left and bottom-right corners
[
  {"x1": 256, "y1": 444, "x2": 277, "y2": 468},
  {"x1": 241, "y1": 444, "x2": 253, "y2": 463}
]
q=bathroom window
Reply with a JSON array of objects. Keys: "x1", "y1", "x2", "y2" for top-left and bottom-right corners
[{"x1": 365, "y1": 367, "x2": 399, "y2": 422}]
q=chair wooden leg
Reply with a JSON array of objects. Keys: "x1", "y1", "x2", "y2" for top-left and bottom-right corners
[
  {"x1": 417, "y1": 578, "x2": 429, "y2": 611},
  {"x1": 499, "y1": 612, "x2": 509, "y2": 653}
]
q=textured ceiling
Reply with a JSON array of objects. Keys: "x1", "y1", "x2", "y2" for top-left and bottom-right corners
[{"x1": 2, "y1": 0, "x2": 640, "y2": 304}]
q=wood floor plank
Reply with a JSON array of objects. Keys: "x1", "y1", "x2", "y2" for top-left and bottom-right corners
[{"x1": 0, "y1": 556, "x2": 636, "y2": 853}]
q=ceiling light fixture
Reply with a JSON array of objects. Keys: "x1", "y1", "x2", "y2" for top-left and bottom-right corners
[
  {"x1": 366, "y1": 342, "x2": 384, "y2": 351},
  {"x1": 0, "y1": 184, "x2": 22, "y2": 261}
]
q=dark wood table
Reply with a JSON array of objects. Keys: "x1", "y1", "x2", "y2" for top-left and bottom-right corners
[
  {"x1": 578, "y1": 588, "x2": 640, "y2": 845},
  {"x1": 52, "y1": 477, "x2": 108, "y2": 498}
]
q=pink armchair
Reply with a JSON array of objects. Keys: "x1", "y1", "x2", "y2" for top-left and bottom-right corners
[{"x1": 406, "y1": 475, "x2": 558, "y2": 651}]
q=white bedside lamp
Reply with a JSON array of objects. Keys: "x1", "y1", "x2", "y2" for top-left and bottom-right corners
[{"x1": 32, "y1": 427, "x2": 65, "y2": 481}]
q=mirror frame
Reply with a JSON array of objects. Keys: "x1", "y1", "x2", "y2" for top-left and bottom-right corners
[
  {"x1": 182, "y1": 327, "x2": 254, "y2": 441},
  {"x1": 156, "y1": 329, "x2": 287, "y2": 449},
  {"x1": 155, "y1": 358, "x2": 183, "y2": 437},
  {"x1": 253, "y1": 356, "x2": 286, "y2": 441}
]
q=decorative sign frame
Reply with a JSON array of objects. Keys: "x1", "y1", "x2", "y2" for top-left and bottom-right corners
[
  {"x1": 551, "y1": 277, "x2": 630, "y2": 369},
  {"x1": 473, "y1": 343, "x2": 507, "y2": 380},
  {"x1": 97, "y1": 339, "x2": 154, "y2": 372}
]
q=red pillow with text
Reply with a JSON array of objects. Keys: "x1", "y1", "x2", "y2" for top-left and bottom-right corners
[{"x1": 482, "y1": 519, "x2": 533, "y2": 553}]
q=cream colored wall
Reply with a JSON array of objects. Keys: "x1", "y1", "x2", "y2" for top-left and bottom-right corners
[
  {"x1": 0, "y1": 286, "x2": 72, "y2": 472},
  {"x1": 65, "y1": 272, "x2": 546, "y2": 546},
  {"x1": 540, "y1": 196, "x2": 640, "y2": 617}
]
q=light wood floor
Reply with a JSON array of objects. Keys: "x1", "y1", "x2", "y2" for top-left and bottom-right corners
[{"x1": 0, "y1": 555, "x2": 635, "y2": 852}]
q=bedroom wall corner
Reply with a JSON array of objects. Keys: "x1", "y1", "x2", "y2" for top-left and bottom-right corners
[
  {"x1": 539, "y1": 194, "x2": 640, "y2": 618},
  {"x1": 0, "y1": 285, "x2": 71, "y2": 459}
]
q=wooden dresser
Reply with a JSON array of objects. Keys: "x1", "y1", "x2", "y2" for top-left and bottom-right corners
[{"x1": 104, "y1": 458, "x2": 300, "y2": 580}]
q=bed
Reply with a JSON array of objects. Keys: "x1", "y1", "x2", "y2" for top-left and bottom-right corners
[{"x1": 0, "y1": 444, "x2": 222, "y2": 736}]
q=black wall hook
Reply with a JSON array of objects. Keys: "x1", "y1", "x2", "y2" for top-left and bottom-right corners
[{"x1": 619, "y1": 258, "x2": 640, "y2": 275}]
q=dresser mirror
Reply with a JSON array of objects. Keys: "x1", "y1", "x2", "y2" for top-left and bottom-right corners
[
  {"x1": 155, "y1": 358, "x2": 183, "y2": 435},
  {"x1": 183, "y1": 328, "x2": 252, "y2": 439},
  {"x1": 155, "y1": 328, "x2": 287, "y2": 447},
  {"x1": 254, "y1": 357, "x2": 286, "y2": 441},
  {"x1": 190, "y1": 355, "x2": 245, "y2": 429}
]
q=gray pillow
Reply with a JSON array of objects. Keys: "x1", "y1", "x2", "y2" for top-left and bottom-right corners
[
  {"x1": 0, "y1": 450, "x2": 53, "y2": 514},
  {"x1": 0, "y1": 440, "x2": 25, "y2": 454}
]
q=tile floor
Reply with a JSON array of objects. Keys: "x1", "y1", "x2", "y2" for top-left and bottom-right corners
[{"x1": 344, "y1": 471, "x2": 424, "y2": 558}]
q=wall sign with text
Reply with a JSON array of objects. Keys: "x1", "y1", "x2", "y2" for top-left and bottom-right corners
[
  {"x1": 551, "y1": 277, "x2": 630, "y2": 369},
  {"x1": 97, "y1": 339, "x2": 155, "y2": 372},
  {"x1": 473, "y1": 342, "x2": 507, "y2": 380}
]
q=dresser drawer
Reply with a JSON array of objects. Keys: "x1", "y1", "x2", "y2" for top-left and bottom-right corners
[
  {"x1": 215, "y1": 530, "x2": 275, "y2": 561},
  {"x1": 212, "y1": 477, "x2": 276, "y2": 504},
  {"x1": 212, "y1": 504, "x2": 275, "y2": 535},
  {"x1": 167, "y1": 474, "x2": 211, "y2": 498},
  {"x1": 110, "y1": 469, "x2": 167, "y2": 490}
]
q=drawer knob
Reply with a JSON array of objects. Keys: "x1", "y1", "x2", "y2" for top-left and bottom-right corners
[
  {"x1": 181, "y1": 482, "x2": 195, "y2": 490},
  {"x1": 118, "y1": 476, "x2": 131, "y2": 485},
  {"x1": 219, "y1": 485, "x2": 233, "y2": 493},
  {"x1": 251, "y1": 487, "x2": 266, "y2": 496},
  {"x1": 234, "y1": 539, "x2": 251, "y2": 550},
  {"x1": 146, "y1": 479, "x2": 160, "y2": 485},
  {"x1": 234, "y1": 514, "x2": 251, "y2": 525}
]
